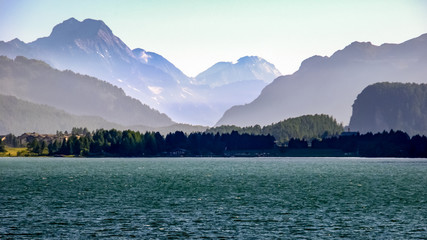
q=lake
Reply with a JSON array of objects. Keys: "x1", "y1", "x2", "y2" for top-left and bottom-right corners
[{"x1": 0, "y1": 157, "x2": 426, "y2": 239}]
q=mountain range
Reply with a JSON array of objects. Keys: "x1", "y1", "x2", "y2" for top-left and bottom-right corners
[
  {"x1": 0, "y1": 55, "x2": 212, "y2": 135},
  {"x1": 1, "y1": 17, "x2": 426, "y2": 136},
  {"x1": 216, "y1": 33, "x2": 427, "y2": 127},
  {"x1": 0, "y1": 18, "x2": 281, "y2": 125},
  {"x1": 0, "y1": 91, "x2": 208, "y2": 136},
  {"x1": 0, "y1": 56, "x2": 173, "y2": 127}
]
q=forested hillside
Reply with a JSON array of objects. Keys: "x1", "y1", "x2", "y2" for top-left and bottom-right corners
[
  {"x1": 349, "y1": 82, "x2": 427, "y2": 136},
  {"x1": 207, "y1": 114, "x2": 343, "y2": 143}
]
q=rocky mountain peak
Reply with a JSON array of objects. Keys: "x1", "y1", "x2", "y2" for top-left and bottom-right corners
[
  {"x1": 298, "y1": 55, "x2": 328, "y2": 71},
  {"x1": 5, "y1": 38, "x2": 26, "y2": 48},
  {"x1": 196, "y1": 56, "x2": 281, "y2": 87},
  {"x1": 331, "y1": 41, "x2": 378, "y2": 60},
  {"x1": 47, "y1": 18, "x2": 114, "y2": 43},
  {"x1": 237, "y1": 56, "x2": 262, "y2": 63},
  {"x1": 132, "y1": 48, "x2": 151, "y2": 63}
]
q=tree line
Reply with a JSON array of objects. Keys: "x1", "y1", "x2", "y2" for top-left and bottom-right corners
[
  {"x1": 0, "y1": 139, "x2": 5, "y2": 153},
  {"x1": 2, "y1": 127, "x2": 427, "y2": 158},
  {"x1": 25, "y1": 128, "x2": 275, "y2": 157},
  {"x1": 288, "y1": 130, "x2": 427, "y2": 158}
]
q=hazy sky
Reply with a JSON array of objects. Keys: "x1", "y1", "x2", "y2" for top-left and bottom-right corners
[{"x1": 0, "y1": 0, "x2": 426, "y2": 76}]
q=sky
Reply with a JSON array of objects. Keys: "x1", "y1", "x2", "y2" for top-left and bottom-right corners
[{"x1": 0, "y1": 0, "x2": 426, "y2": 77}]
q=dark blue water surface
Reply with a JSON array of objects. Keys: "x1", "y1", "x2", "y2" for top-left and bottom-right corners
[{"x1": 1, "y1": 157, "x2": 426, "y2": 239}]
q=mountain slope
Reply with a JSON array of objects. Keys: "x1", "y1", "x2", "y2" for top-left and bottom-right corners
[
  {"x1": 0, "y1": 56, "x2": 173, "y2": 127},
  {"x1": 216, "y1": 33, "x2": 427, "y2": 127},
  {"x1": 349, "y1": 82, "x2": 427, "y2": 136},
  {"x1": 0, "y1": 94, "x2": 123, "y2": 135},
  {"x1": 132, "y1": 48, "x2": 189, "y2": 84}
]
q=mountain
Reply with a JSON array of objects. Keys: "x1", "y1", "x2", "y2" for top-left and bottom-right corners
[
  {"x1": 349, "y1": 82, "x2": 427, "y2": 136},
  {"x1": 195, "y1": 56, "x2": 281, "y2": 87},
  {"x1": 216, "y1": 33, "x2": 427, "y2": 127},
  {"x1": 0, "y1": 94, "x2": 123, "y2": 135},
  {"x1": 0, "y1": 18, "x2": 192, "y2": 110},
  {"x1": 0, "y1": 56, "x2": 173, "y2": 127},
  {"x1": 0, "y1": 18, "x2": 283, "y2": 126}
]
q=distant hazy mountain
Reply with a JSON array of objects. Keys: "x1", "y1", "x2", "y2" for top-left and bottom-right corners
[
  {"x1": 167, "y1": 79, "x2": 269, "y2": 126},
  {"x1": 195, "y1": 56, "x2": 281, "y2": 87},
  {"x1": 0, "y1": 94, "x2": 122, "y2": 135},
  {"x1": 167, "y1": 56, "x2": 281, "y2": 125},
  {"x1": 216, "y1": 33, "x2": 427, "y2": 127},
  {"x1": 0, "y1": 56, "x2": 173, "y2": 127},
  {"x1": 0, "y1": 18, "x2": 283, "y2": 126},
  {"x1": 349, "y1": 82, "x2": 427, "y2": 136}
]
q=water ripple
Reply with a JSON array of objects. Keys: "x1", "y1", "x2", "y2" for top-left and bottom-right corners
[{"x1": 0, "y1": 157, "x2": 426, "y2": 239}]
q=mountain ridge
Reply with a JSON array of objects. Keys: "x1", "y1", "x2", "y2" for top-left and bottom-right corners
[
  {"x1": 0, "y1": 94, "x2": 123, "y2": 135},
  {"x1": 216, "y1": 33, "x2": 427, "y2": 127}
]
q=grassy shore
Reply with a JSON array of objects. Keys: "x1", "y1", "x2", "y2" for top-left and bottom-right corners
[
  {"x1": 0, "y1": 146, "x2": 51, "y2": 157},
  {"x1": 0, "y1": 147, "x2": 30, "y2": 157}
]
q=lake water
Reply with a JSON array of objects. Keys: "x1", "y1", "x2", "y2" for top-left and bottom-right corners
[{"x1": 0, "y1": 157, "x2": 426, "y2": 239}]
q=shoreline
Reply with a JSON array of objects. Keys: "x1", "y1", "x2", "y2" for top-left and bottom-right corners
[{"x1": 2, "y1": 148, "x2": 426, "y2": 159}]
